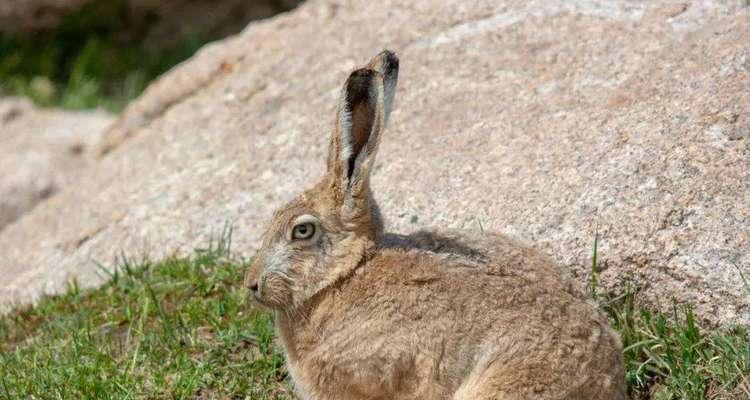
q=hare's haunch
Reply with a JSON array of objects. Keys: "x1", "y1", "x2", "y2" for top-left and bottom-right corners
[{"x1": 245, "y1": 50, "x2": 626, "y2": 400}]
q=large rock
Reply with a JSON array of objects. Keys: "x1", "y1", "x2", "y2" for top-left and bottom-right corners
[
  {"x1": 0, "y1": 0, "x2": 748, "y2": 325},
  {"x1": 0, "y1": 97, "x2": 112, "y2": 230}
]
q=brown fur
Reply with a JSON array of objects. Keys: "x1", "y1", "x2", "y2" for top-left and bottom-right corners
[{"x1": 244, "y1": 50, "x2": 627, "y2": 400}]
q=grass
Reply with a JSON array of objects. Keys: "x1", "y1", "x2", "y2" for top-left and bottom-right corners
[
  {"x1": 0, "y1": 0, "x2": 207, "y2": 111},
  {"x1": 604, "y1": 290, "x2": 750, "y2": 399},
  {"x1": 0, "y1": 237, "x2": 289, "y2": 399},
  {"x1": 0, "y1": 236, "x2": 748, "y2": 399}
]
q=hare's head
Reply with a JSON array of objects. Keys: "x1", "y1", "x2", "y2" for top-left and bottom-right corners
[{"x1": 244, "y1": 51, "x2": 399, "y2": 311}]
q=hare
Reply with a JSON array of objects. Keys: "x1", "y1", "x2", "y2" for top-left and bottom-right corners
[{"x1": 244, "y1": 50, "x2": 627, "y2": 400}]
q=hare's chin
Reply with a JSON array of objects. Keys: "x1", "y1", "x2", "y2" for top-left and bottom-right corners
[
  {"x1": 252, "y1": 298, "x2": 275, "y2": 311},
  {"x1": 252, "y1": 288, "x2": 288, "y2": 310},
  {"x1": 250, "y1": 290, "x2": 272, "y2": 309}
]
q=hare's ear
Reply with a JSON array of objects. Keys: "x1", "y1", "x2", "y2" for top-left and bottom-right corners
[
  {"x1": 326, "y1": 68, "x2": 384, "y2": 202},
  {"x1": 365, "y1": 50, "x2": 399, "y2": 125},
  {"x1": 328, "y1": 68, "x2": 385, "y2": 198},
  {"x1": 325, "y1": 51, "x2": 398, "y2": 220}
]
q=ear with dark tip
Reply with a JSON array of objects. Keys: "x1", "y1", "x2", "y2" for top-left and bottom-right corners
[
  {"x1": 325, "y1": 67, "x2": 385, "y2": 215},
  {"x1": 365, "y1": 50, "x2": 399, "y2": 124},
  {"x1": 338, "y1": 68, "x2": 384, "y2": 185},
  {"x1": 324, "y1": 51, "x2": 399, "y2": 227}
]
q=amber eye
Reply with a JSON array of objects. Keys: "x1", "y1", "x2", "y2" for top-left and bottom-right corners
[{"x1": 292, "y1": 222, "x2": 316, "y2": 240}]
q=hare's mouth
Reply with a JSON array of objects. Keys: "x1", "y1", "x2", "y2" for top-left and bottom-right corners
[
  {"x1": 250, "y1": 294, "x2": 275, "y2": 312},
  {"x1": 252, "y1": 291, "x2": 270, "y2": 305},
  {"x1": 249, "y1": 283, "x2": 279, "y2": 310},
  {"x1": 250, "y1": 288, "x2": 269, "y2": 306},
  {"x1": 250, "y1": 271, "x2": 293, "y2": 310}
]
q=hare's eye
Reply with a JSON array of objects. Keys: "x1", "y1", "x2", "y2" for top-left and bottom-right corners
[{"x1": 292, "y1": 222, "x2": 316, "y2": 240}]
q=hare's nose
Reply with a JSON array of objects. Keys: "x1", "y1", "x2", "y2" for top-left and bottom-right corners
[{"x1": 244, "y1": 266, "x2": 260, "y2": 293}]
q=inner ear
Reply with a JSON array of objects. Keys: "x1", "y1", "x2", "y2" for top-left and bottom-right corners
[
  {"x1": 342, "y1": 71, "x2": 376, "y2": 181},
  {"x1": 347, "y1": 100, "x2": 374, "y2": 179}
]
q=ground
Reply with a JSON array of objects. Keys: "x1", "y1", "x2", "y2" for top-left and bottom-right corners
[{"x1": 0, "y1": 236, "x2": 747, "y2": 399}]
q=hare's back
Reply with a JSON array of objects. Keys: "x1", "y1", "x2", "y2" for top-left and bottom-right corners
[
  {"x1": 379, "y1": 229, "x2": 584, "y2": 301},
  {"x1": 336, "y1": 230, "x2": 626, "y2": 397},
  {"x1": 371, "y1": 230, "x2": 620, "y2": 363}
]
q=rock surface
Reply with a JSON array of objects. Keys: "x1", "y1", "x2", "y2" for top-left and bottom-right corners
[
  {"x1": 1, "y1": 0, "x2": 748, "y2": 325},
  {"x1": 0, "y1": 97, "x2": 112, "y2": 230}
]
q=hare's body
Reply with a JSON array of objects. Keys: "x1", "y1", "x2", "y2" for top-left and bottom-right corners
[
  {"x1": 276, "y1": 231, "x2": 625, "y2": 400},
  {"x1": 245, "y1": 51, "x2": 626, "y2": 400}
]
